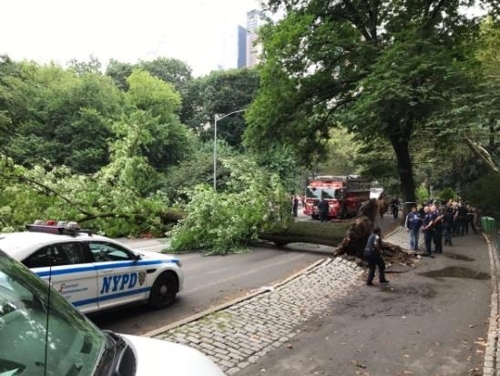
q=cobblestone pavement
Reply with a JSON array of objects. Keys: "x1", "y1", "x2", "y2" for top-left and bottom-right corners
[
  {"x1": 150, "y1": 257, "x2": 362, "y2": 374},
  {"x1": 144, "y1": 226, "x2": 500, "y2": 375}
]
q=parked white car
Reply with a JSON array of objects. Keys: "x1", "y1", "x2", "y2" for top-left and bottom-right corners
[
  {"x1": 0, "y1": 222, "x2": 183, "y2": 313},
  {"x1": 0, "y1": 247, "x2": 225, "y2": 376}
]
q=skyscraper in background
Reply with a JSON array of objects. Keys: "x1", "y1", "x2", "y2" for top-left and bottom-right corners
[
  {"x1": 237, "y1": 25, "x2": 247, "y2": 68},
  {"x1": 245, "y1": 9, "x2": 264, "y2": 67}
]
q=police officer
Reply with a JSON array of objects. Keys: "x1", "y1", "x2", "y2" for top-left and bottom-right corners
[
  {"x1": 317, "y1": 198, "x2": 329, "y2": 222},
  {"x1": 421, "y1": 206, "x2": 435, "y2": 258},
  {"x1": 364, "y1": 227, "x2": 389, "y2": 286},
  {"x1": 430, "y1": 204, "x2": 443, "y2": 254},
  {"x1": 390, "y1": 197, "x2": 400, "y2": 219},
  {"x1": 443, "y1": 207, "x2": 454, "y2": 246}
]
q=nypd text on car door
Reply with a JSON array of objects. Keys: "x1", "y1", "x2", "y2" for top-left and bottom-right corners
[{"x1": 88, "y1": 241, "x2": 150, "y2": 310}]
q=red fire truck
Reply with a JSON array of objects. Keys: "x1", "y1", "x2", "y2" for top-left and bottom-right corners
[{"x1": 303, "y1": 175, "x2": 371, "y2": 220}]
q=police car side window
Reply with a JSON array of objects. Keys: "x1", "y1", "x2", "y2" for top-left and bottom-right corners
[
  {"x1": 58, "y1": 242, "x2": 88, "y2": 265},
  {"x1": 89, "y1": 242, "x2": 132, "y2": 262},
  {"x1": 23, "y1": 245, "x2": 67, "y2": 268}
]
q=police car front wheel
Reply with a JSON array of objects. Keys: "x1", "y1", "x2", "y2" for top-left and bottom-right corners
[{"x1": 149, "y1": 272, "x2": 178, "y2": 309}]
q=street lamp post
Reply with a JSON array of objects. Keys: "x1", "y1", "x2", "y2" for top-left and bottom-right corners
[{"x1": 213, "y1": 109, "x2": 245, "y2": 190}]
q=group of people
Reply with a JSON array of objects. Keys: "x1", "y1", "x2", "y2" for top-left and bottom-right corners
[
  {"x1": 405, "y1": 200, "x2": 477, "y2": 258},
  {"x1": 363, "y1": 199, "x2": 478, "y2": 286}
]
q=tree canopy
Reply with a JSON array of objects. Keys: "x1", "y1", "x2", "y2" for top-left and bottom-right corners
[{"x1": 245, "y1": 0, "x2": 499, "y2": 206}]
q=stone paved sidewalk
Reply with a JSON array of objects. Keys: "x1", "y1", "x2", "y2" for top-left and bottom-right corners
[{"x1": 147, "y1": 257, "x2": 363, "y2": 374}]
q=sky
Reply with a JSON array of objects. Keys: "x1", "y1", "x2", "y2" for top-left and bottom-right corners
[{"x1": 0, "y1": 0, "x2": 262, "y2": 76}]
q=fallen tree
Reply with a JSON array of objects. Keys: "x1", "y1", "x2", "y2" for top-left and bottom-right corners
[
  {"x1": 259, "y1": 199, "x2": 416, "y2": 266},
  {"x1": 258, "y1": 221, "x2": 350, "y2": 247}
]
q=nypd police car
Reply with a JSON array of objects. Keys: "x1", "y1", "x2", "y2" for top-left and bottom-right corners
[{"x1": 0, "y1": 221, "x2": 184, "y2": 314}]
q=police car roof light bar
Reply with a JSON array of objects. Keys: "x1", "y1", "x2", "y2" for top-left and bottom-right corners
[{"x1": 25, "y1": 224, "x2": 93, "y2": 237}]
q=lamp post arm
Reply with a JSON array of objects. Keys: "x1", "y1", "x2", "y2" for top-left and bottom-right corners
[
  {"x1": 215, "y1": 109, "x2": 245, "y2": 122},
  {"x1": 213, "y1": 109, "x2": 246, "y2": 190}
]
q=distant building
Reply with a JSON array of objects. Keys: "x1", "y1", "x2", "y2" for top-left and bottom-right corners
[
  {"x1": 246, "y1": 9, "x2": 264, "y2": 68},
  {"x1": 237, "y1": 25, "x2": 247, "y2": 69}
]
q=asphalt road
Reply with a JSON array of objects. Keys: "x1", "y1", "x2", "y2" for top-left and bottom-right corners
[
  {"x1": 88, "y1": 238, "x2": 325, "y2": 335},
  {"x1": 89, "y1": 208, "x2": 399, "y2": 336}
]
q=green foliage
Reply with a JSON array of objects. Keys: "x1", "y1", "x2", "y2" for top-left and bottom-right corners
[
  {"x1": 466, "y1": 172, "x2": 500, "y2": 218},
  {"x1": 185, "y1": 69, "x2": 260, "y2": 149},
  {"x1": 126, "y1": 69, "x2": 181, "y2": 115},
  {"x1": 0, "y1": 156, "x2": 167, "y2": 237},
  {"x1": 105, "y1": 57, "x2": 195, "y2": 125},
  {"x1": 169, "y1": 157, "x2": 289, "y2": 255},
  {"x1": 252, "y1": 144, "x2": 299, "y2": 193},
  {"x1": 124, "y1": 69, "x2": 193, "y2": 171},
  {"x1": 316, "y1": 128, "x2": 362, "y2": 176},
  {"x1": 415, "y1": 185, "x2": 430, "y2": 203},
  {"x1": 0, "y1": 60, "x2": 122, "y2": 173},
  {"x1": 437, "y1": 187, "x2": 458, "y2": 202},
  {"x1": 163, "y1": 140, "x2": 238, "y2": 202}
]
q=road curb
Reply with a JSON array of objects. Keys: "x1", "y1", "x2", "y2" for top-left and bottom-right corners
[
  {"x1": 143, "y1": 257, "x2": 328, "y2": 338},
  {"x1": 483, "y1": 232, "x2": 499, "y2": 376}
]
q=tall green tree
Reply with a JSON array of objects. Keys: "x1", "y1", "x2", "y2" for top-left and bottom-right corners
[
  {"x1": 123, "y1": 69, "x2": 193, "y2": 173},
  {"x1": 105, "y1": 57, "x2": 196, "y2": 124},
  {"x1": 186, "y1": 69, "x2": 260, "y2": 149},
  {"x1": 245, "y1": 0, "x2": 494, "y2": 207},
  {"x1": 105, "y1": 59, "x2": 134, "y2": 91},
  {"x1": 0, "y1": 61, "x2": 122, "y2": 172}
]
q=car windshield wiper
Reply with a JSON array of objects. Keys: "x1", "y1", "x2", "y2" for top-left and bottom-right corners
[{"x1": 93, "y1": 331, "x2": 129, "y2": 376}]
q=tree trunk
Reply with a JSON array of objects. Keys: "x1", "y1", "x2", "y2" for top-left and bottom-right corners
[
  {"x1": 258, "y1": 221, "x2": 350, "y2": 247},
  {"x1": 389, "y1": 132, "x2": 416, "y2": 216}
]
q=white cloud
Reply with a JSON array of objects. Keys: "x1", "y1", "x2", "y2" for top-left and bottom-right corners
[{"x1": 0, "y1": 0, "x2": 260, "y2": 76}]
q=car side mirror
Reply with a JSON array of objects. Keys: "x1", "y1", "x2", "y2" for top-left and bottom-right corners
[{"x1": 133, "y1": 253, "x2": 142, "y2": 261}]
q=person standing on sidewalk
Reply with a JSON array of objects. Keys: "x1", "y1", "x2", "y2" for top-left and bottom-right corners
[
  {"x1": 390, "y1": 197, "x2": 400, "y2": 219},
  {"x1": 467, "y1": 205, "x2": 478, "y2": 235},
  {"x1": 317, "y1": 198, "x2": 330, "y2": 222},
  {"x1": 456, "y1": 203, "x2": 468, "y2": 236},
  {"x1": 292, "y1": 195, "x2": 299, "y2": 217},
  {"x1": 405, "y1": 205, "x2": 422, "y2": 251},
  {"x1": 364, "y1": 227, "x2": 389, "y2": 285},
  {"x1": 421, "y1": 205, "x2": 435, "y2": 258},
  {"x1": 443, "y1": 207, "x2": 454, "y2": 246},
  {"x1": 431, "y1": 204, "x2": 443, "y2": 254}
]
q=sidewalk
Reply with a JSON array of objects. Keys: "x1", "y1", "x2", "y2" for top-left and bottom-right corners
[{"x1": 145, "y1": 227, "x2": 499, "y2": 376}]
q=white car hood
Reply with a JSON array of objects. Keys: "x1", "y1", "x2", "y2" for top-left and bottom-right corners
[
  {"x1": 121, "y1": 334, "x2": 226, "y2": 376},
  {"x1": 135, "y1": 249, "x2": 177, "y2": 261}
]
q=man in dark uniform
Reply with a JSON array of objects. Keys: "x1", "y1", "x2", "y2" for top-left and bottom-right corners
[
  {"x1": 317, "y1": 198, "x2": 330, "y2": 222},
  {"x1": 390, "y1": 197, "x2": 400, "y2": 219},
  {"x1": 292, "y1": 195, "x2": 299, "y2": 217},
  {"x1": 431, "y1": 204, "x2": 443, "y2": 254},
  {"x1": 421, "y1": 205, "x2": 435, "y2": 258},
  {"x1": 467, "y1": 205, "x2": 478, "y2": 235},
  {"x1": 456, "y1": 203, "x2": 468, "y2": 236},
  {"x1": 443, "y1": 207, "x2": 454, "y2": 245},
  {"x1": 364, "y1": 227, "x2": 389, "y2": 285}
]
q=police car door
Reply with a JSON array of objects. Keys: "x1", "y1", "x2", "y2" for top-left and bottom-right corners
[
  {"x1": 88, "y1": 241, "x2": 149, "y2": 310},
  {"x1": 23, "y1": 242, "x2": 98, "y2": 313}
]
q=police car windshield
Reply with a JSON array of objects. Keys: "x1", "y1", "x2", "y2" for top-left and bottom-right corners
[{"x1": 0, "y1": 249, "x2": 107, "y2": 376}]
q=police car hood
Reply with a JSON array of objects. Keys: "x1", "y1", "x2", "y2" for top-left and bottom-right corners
[
  {"x1": 132, "y1": 249, "x2": 177, "y2": 262},
  {"x1": 121, "y1": 334, "x2": 225, "y2": 376}
]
